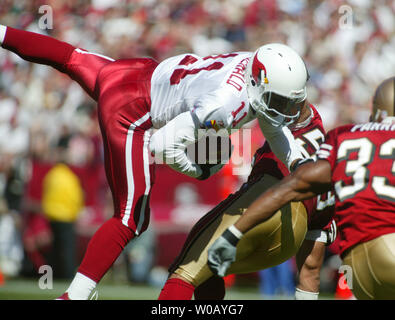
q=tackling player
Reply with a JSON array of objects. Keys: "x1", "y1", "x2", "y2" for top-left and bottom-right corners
[
  {"x1": 158, "y1": 99, "x2": 336, "y2": 300},
  {"x1": 208, "y1": 77, "x2": 395, "y2": 300},
  {"x1": 0, "y1": 25, "x2": 307, "y2": 299}
]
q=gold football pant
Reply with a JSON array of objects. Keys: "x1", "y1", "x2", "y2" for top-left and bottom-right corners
[
  {"x1": 170, "y1": 174, "x2": 308, "y2": 287},
  {"x1": 342, "y1": 232, "x2": 395, "y2": 300}
]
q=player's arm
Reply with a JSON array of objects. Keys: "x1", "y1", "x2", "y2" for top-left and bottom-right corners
[
  {"x1": 150, "y1": 111, "x2": 224, "y2": 180},
  {"x1": 234, "y1": 160, "x2": 331, "y2": 233},
  {"x1": 150, "y1": 112, "x2": 202, "y2": 178},
  {"x1": 258, "y1": 116, "x2": 304, "y2": 172},
  {"x1": 294, "y1": 239, "x2": 326, "y2": 299},
  {"x1": 207, "y1": 160, "x2": 332, "y2": 277},
  {"x1": 295, "y1": 190, "x2": 337, "y2": 299}
]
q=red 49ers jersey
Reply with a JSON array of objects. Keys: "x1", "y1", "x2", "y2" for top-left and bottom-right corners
[
  {"x1": 249, "y1": 104, "x2": 335, "y2": 230},
  {"x1": 249, "y1": 105, "x2": 335, "y2": 229},
  {"x1": 317, "y1": 123, "x2": 395, "y2": 256}
]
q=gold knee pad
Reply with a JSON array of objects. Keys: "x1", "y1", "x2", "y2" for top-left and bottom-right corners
[{"x1": 172, "y1": 174, "x2": 308, "y2": 286}]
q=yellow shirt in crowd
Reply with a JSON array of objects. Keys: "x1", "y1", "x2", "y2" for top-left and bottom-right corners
[{"x1": 42, "y1": 163, "x2": 84, "y2": 223}]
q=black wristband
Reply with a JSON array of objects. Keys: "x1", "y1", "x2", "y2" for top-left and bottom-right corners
[{"x1": 222, "y1": 229, "x2": 240, "y2": 247}]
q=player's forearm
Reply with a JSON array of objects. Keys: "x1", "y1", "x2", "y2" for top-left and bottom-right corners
[
  {"x1": 296, "y1": 239, "x2": 325, "y2": 293},
  {"x1": 150, "y1": 112, "x2": 204, "y2": 179},
  {"x1": 234, "y1": 166, "x2": 319, "y2": 233},
  {"x1": 297, "y1": 267, "x2": 321, "y2": 293},
  {"x1": 151, "y1": 139, "x2": 203, "y2": 178},
  {"x1": 259, "y1": 117, "x2": 303, "y2": 170},
  {"x1": 165, "y1": 149, "x2": 203, "y2": 178},
  {"x1": 234, "y1": 177, "x2": 300, "y2": 233},
  {"x1": 0, "y1": 25, "x2": 75, "y2": 72}
]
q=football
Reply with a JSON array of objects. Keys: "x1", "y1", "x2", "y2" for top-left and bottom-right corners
[{"x1": 186, "y1": 134, "x2": 232, "y2": 166}]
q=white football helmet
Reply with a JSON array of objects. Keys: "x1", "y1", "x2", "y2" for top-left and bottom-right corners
[{"x1": 245, "y1": 43, "x2": 309, "y2": 126}]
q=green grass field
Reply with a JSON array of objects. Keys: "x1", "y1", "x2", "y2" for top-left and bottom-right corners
[
  {"x1": 0, "y1": 277, "x2": 335, "y2": 300},
  {"x1": 0, "y1": 278, "x2": 265, "y2": 300}
]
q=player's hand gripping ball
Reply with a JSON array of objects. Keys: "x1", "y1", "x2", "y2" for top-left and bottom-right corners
[{"x1": 186, "y1": 134, "x2": 233, "y2": 180}]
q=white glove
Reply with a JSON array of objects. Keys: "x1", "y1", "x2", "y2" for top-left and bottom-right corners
[{"x1": 207, "y1": 225, "x2": 242, "y2": 277}]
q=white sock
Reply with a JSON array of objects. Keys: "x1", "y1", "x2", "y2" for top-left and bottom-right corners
[
  {"x1": 295, "y1": 287, "x2": 319, "y2": 300},
  {"x1": 66, "y1": 272, "x2": 97, "y2": 300},
  {"x1": 0, "y1": 25, "x2": 7, "y2": 45}
]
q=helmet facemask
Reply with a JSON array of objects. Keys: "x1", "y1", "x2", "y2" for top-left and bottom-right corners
[
  {"x1": 247, "y1": 66, "x2": 306, "y2": 127},
  {"x1": 260, "y1": 90, "x2": 305, "y2": 126}
]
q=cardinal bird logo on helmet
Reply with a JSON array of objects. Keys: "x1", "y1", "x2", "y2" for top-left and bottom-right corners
[{"x1": 251, "y1": 53, "x2": 269, "y2": 85}]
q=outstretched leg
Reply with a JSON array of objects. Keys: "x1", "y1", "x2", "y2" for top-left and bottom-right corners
[
  {"x1": 0, "y1": 25, "x2": 113, "y2": 101},
  {"x1": 1, "y1": 26, "x2": 157, "y2": 300}
]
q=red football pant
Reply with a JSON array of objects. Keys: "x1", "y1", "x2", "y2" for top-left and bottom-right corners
[{"x1": 2, "y1": 27, "x2": 157, "y2": 282}]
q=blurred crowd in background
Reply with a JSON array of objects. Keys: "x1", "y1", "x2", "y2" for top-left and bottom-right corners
[{"x1": 0, "y1": 0, "x2": 394, "y2": 298}]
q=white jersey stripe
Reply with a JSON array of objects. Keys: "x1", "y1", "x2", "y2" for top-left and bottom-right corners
[
  {"x1": 319, "y1": 143, "x2": 333, "y2": 151},
  {"x1": 0, "y1": 25, "x2": 7, "y2": 45},
  {"x1": 122, "y1": 126, "x2": 135, "y2": 227},
  {"x1": 75, "y1": 48, "x2": 115, "y2": 62},
  {"x1": 135, "y1": 130, "x2": 151, "y2": 235},
  {"x1": 122, "y1": 113, "x2": 151, "y2": 228},
  {"x1": 317, "y1": 149, "x2": 330, "y2": 158}
]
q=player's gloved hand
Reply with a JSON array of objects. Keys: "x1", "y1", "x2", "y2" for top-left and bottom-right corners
[
  {"x1": 207, "y1": 225, "x2": 242, "y2": 277},
  {"x1": 196, "y1": 163, "x2": 225, "y2": 180}
]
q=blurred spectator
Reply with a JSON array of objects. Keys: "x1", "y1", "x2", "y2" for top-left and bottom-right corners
[
  {"x1": 0, "y1": 197, "x2": 24, "y2": 278},
  {"x1": 170, "y1": 183, "x2": 213, "y2": 229},
  {"x1": 0, "y1": 0, "x2": 393, "y2": 295},
  {"x1": 258, "y1": 259, "x2": 295, "y2": 299},
  {"x1": 1, "y1": 0, "x2": 392, "y2": 134},
  {"x1": 123, "y1": 227, "x2": 158, "y2": 285},
  {"x1": 41, "y1": 140, "x2": 84, "y2": 279},
  {"x1": 20, "y1": 160, "x2": 53, "y2": 277}
]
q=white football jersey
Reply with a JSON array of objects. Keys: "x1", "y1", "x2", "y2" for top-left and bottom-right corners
[
  {"x1": 150, "y1": 52, "x2": 254, "y2": 131},
  {"x1": 149, "y1": 51, "x2": 304, "y2": 179}
]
